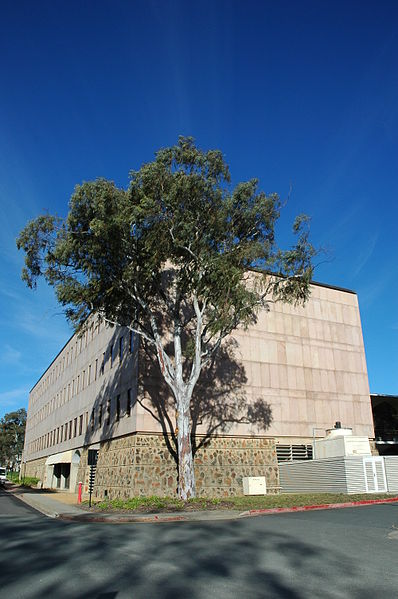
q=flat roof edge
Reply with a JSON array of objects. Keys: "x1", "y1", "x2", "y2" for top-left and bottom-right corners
[{"x1": 248, "y1": 267, "x2": 357, "y2": 295}]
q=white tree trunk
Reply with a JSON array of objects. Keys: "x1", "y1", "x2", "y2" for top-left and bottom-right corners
[
  {"x1": 151, "y1": 301, "x2": 205, "y2": 500},
  {"x1": 176, "y1": 401, "x2": 196, "y2": 499}
]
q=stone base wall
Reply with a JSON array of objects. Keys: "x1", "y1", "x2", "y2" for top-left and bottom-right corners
[
  {"x1": 22, "y1": 456, "x2": 47, "y2": 485},
  {"x1": 86, "y1": 433, "x2": 279, "y2": 500}
]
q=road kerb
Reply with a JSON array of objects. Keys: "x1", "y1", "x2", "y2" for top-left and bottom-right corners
[{"x1": 239, "y1": 496, "x2": 398, "y2": 518}]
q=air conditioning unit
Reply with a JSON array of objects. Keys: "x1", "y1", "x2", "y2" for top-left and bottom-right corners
[
  {"x1": 242, "y1": 476, "x2": 267, "y2": 495},
  {"x1": 313, "y1": 423, "x2": 371, "y2": 459}
]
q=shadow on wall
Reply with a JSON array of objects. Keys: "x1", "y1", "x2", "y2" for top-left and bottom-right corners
[
  {"x1": 83, "y1": 321, "x2": 273, "y2": 476},
  {"x1": 139, "y1": 336, "x2": 273, "y2": 465},
  {"x1": 83, "y1": 326, "x2": 139, "y2": 448}
]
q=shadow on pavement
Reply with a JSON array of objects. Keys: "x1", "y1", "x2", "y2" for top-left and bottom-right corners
[
  {"x1": 4, "y1": 483, "x2": 57, "y2": 496},
  {"x1": 0, "y1": 513, "x2": 396, "y2": 599}
]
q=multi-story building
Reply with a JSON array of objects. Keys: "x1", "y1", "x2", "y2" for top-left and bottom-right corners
[{"x1": 22, "y1": 278, "x2": 375, "y2": 499}]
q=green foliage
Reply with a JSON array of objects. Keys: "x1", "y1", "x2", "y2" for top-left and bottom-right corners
[
  {"x1": 6, "y1": 472, "x2": 39, "y2": 487},
  {"x1": 0, "y1": 409, "x2": 26, "y2": 469},
  {"x1": 20, "y1": 476, "x2": 40, "y2": 488},
  {"x1": 17, "y1": 138, "x2": 316, "y2": 495},
  {"x1": 17, "y1": 137, "x2": 315, "y2": 342}
]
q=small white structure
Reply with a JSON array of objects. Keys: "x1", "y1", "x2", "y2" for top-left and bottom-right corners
[
  {"x1": 280, "y1": 422, "x2": 398, "y2": 494},
  {"x1": 242, "y1": 476, "x2": 267, "y2": 495},
  {"x1": 314, "y1": 424, "x2": 371, "y2": 459},
  {"x1": 45, "y1": 449, "x2": 81, "y2": 491}
]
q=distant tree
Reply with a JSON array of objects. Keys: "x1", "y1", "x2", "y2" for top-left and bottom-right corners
[
  {"x1": 0, "y1": 409, "x2": 27, "y2": 470},
  {"x1": 17, "y1": 137, "x2": 315, "y2": 499}
]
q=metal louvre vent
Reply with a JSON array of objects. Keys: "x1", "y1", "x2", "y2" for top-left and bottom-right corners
[
  {"x1": 384, "y1": 457, "x2": 398, "y2": 492},
  {"x1": 276, "y1": 444, "x2": 313, "y2": 463}
]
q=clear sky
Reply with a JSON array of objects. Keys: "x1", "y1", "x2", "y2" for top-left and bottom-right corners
[{"x1": 0, "y1": 0, "x2": 397, "y2": 419}]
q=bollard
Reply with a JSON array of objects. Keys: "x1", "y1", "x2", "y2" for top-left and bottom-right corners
[{"x1": 78, "y1": 481, "x2": 82, "y2": 504}]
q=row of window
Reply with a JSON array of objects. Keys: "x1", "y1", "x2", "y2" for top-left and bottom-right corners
[
  {"x1": 31, "y1": 318, "x2": 105, "y2": 404},
  {"x1": 90, "y1": 388, "x2": 134, "y2": 430},
  {"x1": 29, "y1": 388, "x2": 135, "y2": 455},
  {"x1": 29, "y1": 412, "x2": 89, "y2": 454},
  {"x1": 28, "y1": 331, "x2": 135, "y2": 431}
]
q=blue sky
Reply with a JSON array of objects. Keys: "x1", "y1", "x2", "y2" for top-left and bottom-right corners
[{"x1": 0, "y1": 0, "x2": 397, "y2": 418}]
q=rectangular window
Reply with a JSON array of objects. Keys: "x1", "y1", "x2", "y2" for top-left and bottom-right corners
[
  {"x1": 110, "y1": 344, "x2": 114, "y2": 367},
  {"x1": 69, "y1": 420, "x2": 72, "y2": 439},
  {"x1": 60, "y1": 425, "x2": 63, "y2": 442},
  {"x1": 106, "y1": 398, "x2": 111, "y2": 425},
  {"x1": 88, "y1": 364, "x2": 91, "y2": 385},
  {"x1": 79, "y1": 414, "x2": 83, "y2": 436},
  {"x1": 101, "y1": 353, "x2": 105, "y2": 375},
  {"x1": 116, "y1": 394, "x2": 120, "y2": 422},
  {"x1": 56, "y1": 427, "x2": 59, "y2": 444},
  {"x1": 73, "y1": 418, "x2": 77, "y2": 437},
  {"x1": 126, "y1": 388, "x2": 132, "y2": 416}
]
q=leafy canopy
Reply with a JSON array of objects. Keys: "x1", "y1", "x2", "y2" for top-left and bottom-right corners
[
  {"x1": 17, "y1": 137, "x2": 315, "y2": 351},
  {"x1": 0, "y1": 409, "x2": 26, "y2": 468}
]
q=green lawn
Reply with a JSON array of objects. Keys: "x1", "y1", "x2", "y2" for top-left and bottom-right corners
[{"x1": 89, "y1": 492, "x2": 396, "y2": 513}]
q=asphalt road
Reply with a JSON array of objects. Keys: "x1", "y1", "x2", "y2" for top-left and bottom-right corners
[{"x1": 1, "y1": 489, "x2": 397, "y2": 599}]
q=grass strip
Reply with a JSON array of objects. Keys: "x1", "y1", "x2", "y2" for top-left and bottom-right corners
[{"x1": 87, "y1": 492, "x2": 396, "y2": 513}]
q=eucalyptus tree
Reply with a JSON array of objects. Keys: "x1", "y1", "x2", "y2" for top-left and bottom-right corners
[
  {"x1": 0, "y1": 409, "x2": 26, "y2": 470},
  {"x1": 17, "y1": 137, "x2": 315, "y2": 499}
]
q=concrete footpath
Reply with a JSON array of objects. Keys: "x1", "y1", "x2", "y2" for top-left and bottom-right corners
[{"x1": 5, "y1": 483, "x2": 398, "y2": 524}]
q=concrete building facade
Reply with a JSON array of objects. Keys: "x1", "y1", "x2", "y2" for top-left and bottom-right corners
[{"x1": 22, "y1": 279, "x2": 374, "y2": 499}]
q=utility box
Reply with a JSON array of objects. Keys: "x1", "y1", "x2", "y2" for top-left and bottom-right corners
[
  {"x1": 242, "y1": 476, "x2": 267, "y2": 495},
  {"x1": 314, "y1": 435, "x2": 371, "y2": 459}
]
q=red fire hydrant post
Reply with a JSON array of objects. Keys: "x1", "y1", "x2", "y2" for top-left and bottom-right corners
[{"x1": 77, "y1": 481, "x2": 82, "y2": 504}]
